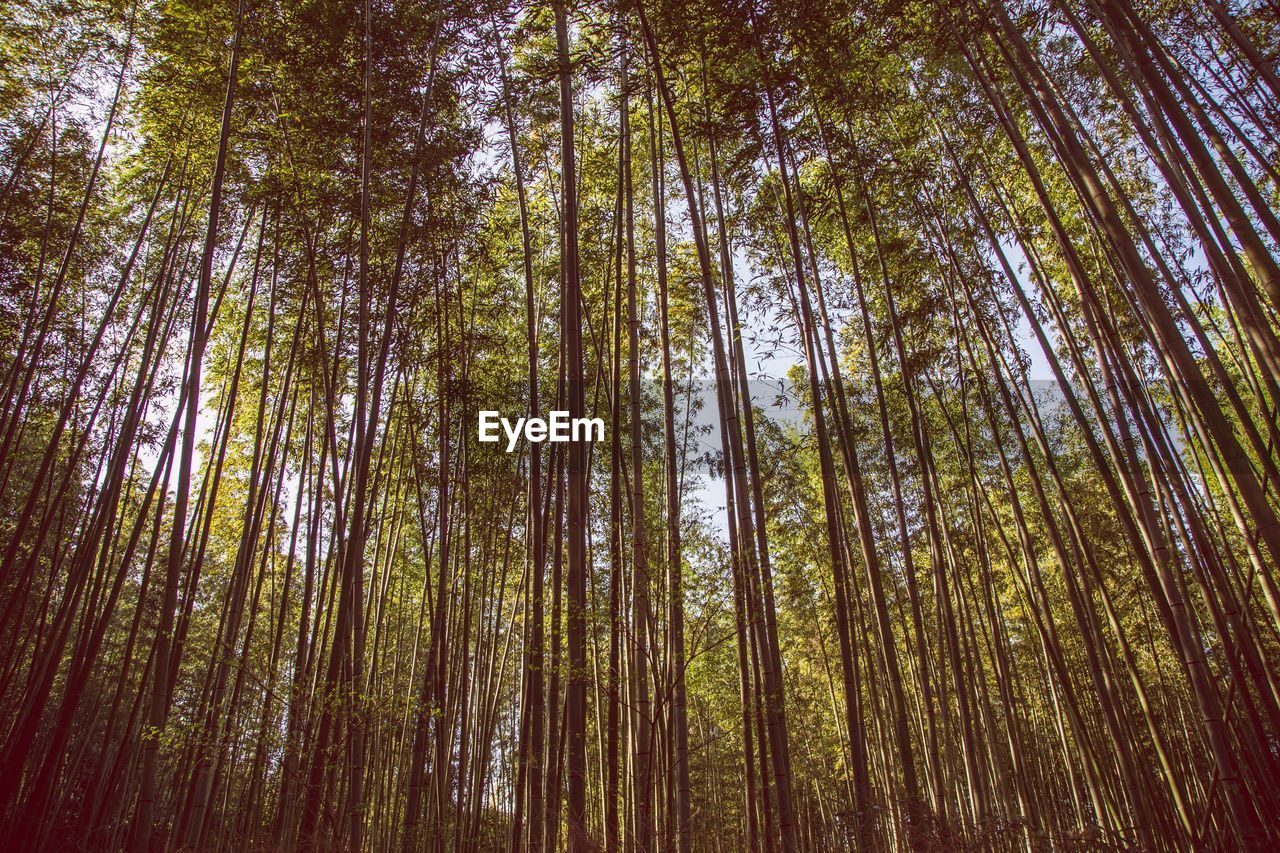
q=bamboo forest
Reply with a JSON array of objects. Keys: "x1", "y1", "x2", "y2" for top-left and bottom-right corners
[{"x1": 4, "y1": 0, "x2": 1280, "y2": 848}]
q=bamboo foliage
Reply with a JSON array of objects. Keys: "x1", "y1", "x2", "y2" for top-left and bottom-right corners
[{"x1": 0, "y1": 0, "x2": 1278, "y2": 849}]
